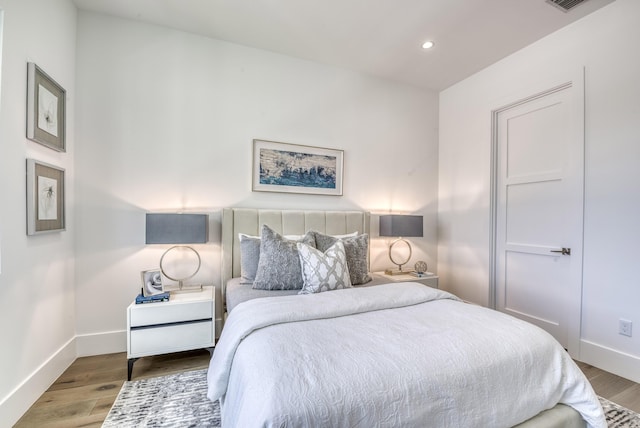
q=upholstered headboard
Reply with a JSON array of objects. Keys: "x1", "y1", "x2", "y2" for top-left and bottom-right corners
[{"x1": 221, "y1": 208, "x2": 370, "y2": 299}]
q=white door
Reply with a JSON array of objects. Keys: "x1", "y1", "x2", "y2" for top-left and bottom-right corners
[{"x1": 494, "y1": 82, "x2": 584, "y2": 352}]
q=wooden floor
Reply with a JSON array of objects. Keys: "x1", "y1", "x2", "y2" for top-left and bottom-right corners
[
  {"x1": 14, "y1": 350, "x2": 211, "y2": 428},
  {"x1": 14, "y1": 351, "x2": 640, "y2": 427},
  {"x1": 575, "y1": 360, "x2": 640, "y2": 412}
]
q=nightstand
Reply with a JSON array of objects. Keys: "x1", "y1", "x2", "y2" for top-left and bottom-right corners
[
  {"x1": 374, "y1": 271, "x2": 439, "y2": 289},
  {"x1": 126, "y1": 286, "x2": 215, "y2": 380}
]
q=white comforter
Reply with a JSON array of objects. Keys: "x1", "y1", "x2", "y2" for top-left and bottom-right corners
[{"x1": 207, "y1": 282, "x2": 605, "y2": 428}]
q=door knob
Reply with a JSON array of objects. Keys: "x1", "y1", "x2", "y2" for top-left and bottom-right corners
[{"x1": 550, "y1": 247, "x2": 571, "y2": 255}]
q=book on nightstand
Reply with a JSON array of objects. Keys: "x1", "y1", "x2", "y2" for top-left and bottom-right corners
[{"x1": 135, "y1": 291, "x2": 170, "y2": 304}]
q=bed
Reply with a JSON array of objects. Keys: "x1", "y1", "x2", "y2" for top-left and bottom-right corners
[{"x1": 208, "y1": 208, "x2": 605, "y2": 427}]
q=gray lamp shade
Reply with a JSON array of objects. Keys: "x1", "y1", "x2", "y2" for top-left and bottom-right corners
[
  {"x1": 145, "y1": 213, "x2": 209, "y2": 244},
  {"x1": 379, "y1": 215, "x2": 423, "y2": 238}
]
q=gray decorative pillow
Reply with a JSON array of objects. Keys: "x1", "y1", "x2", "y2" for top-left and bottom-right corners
[
  {"x1": 252, "y1": 225, "x2": 316, "y2": 290},
  {"x1": 238, "y1": 232, "x2": 314, "y2": 284},
  {"x1": 297, "y1": 241, "x2": 352, "y2": 294},
  {"x1": 313, "y1": 231, "x2": 372, "y2": 285},
  {"x1": 238, "y1": 234, "x2": 261, "y2": 284}
]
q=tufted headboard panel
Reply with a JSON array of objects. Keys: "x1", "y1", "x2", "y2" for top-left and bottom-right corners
[{"x1": 221, "y1": 208, "x2": 370, "y2": 299}]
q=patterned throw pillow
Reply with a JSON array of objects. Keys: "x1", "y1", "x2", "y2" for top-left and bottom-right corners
[
  {"x1": 313, "y1": 231, "x2": 372, "y2": 285},
  {"x1": 297, "y1": 241, "x2": 352, "y2": 294},
  {"x1": 252, "y1": 225, "x2": 316, "y2": 290},
  {"x1": 238, "y1": 232, "x2": 312, "y2": 284}
]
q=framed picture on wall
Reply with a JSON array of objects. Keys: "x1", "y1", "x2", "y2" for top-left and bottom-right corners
[
  {"x1": 252, "y1": 139, "x2": 344, "y2": 196},
  {"x1": 26, "y1": 62, "x2": 66, "y2": 152},
  {"x1": 26, "y1": 159, "x2": 66, "y2": 235}
]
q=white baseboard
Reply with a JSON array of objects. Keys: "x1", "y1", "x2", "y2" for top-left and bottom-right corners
[
  {"x1": 76, "y1": 330, "x2": 126, "y2": 357},
  {"x1": 579, "y1": 339, "x2": 640, "y2": 383},
  {"x1": 0, "y1": 337, "x2": 76, "y2": 427},
  {"x1": 5, "y1": 317, "x2": 224, "y2": 425}
]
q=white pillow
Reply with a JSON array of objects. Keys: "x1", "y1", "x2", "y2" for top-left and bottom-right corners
[
  {"x1": 297, "y1": 241, "x2": 352, "y2": 294},
  {"x1": 239, "y1": 231, "x2": 356, "y2": 241},
  {"x1": 332, "y1": 231, "x2": 358, "y2": 239},
  {"x1": 238, "y1": 232, "x2": 310, "y2": 241}
]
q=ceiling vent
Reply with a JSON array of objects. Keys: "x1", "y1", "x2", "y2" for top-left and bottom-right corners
[{"x1": 546, "y1": 0, "x2": 590, "y2": 12}]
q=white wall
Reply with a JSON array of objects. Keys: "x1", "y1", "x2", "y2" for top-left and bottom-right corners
[
  {"x1": 0, "y1": 0, "x2": 77, "y2": 425},
  {"x1": 438, "y1": 0, "x2": 640, "y2": 382},
  {"x1": 0, "y1": 7, "x2": 437, "y2": 422},
  {"x1": 74, "y1": 13, "x2": 439, "y2": 353}
]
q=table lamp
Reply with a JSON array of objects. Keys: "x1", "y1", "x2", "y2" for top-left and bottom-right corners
[
  {"x1": 379, "y1": 214, "x2": 423, "y2": 275},
  {"x1": 145, "y1": 213, "x2": 208, "y2": 293}
]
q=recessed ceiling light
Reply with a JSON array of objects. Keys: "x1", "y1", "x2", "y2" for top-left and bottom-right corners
[{"x1": 422, "y1": 41, "x2": 435, "y2": 49}]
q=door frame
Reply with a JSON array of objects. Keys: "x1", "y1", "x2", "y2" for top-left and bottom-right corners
[{"x1": 488, "y1": 69, "x2": 585, "y2": 357}]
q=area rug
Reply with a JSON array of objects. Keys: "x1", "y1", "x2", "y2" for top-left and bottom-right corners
[
  {"x1": 600, "y1": 397, "x2": 640, "y2": 428},
  {"x1": 103, "y1": 368, "x2": 640, "y2": 427},
  {"x1": 103, "y1": 369, "x2": 219, "y2": 427}
]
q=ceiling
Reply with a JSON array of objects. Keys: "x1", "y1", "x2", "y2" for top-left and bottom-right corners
[{"x1": 72, "y1": 0, "x2": 616, "y2": 91}]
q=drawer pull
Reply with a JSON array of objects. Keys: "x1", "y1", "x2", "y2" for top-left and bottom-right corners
[{"x1": 130, "y1": 318, "x2": 212, "y2": 331}]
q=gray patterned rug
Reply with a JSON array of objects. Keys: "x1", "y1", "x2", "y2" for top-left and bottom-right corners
[
  {"x1": 103, "y1": 369, "x2": 640, "y2": 427},
  {"x1": 601, "y1": 397, "x2": 640, "y2": 428},
  {"x1": 103, "y1": 369, "x2": 219, "y2": 427}
]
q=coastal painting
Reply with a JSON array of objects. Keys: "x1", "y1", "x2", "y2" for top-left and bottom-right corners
[{"x1": 252, "y1": 140, "x2": 343, "y2": 196}]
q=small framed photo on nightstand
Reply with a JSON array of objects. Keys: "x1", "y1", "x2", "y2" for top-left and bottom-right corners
[{"x1": 141, "y1": 269, "x2": 163, "y2": 296}]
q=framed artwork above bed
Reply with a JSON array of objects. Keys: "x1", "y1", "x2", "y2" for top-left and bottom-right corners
[{"x1": 252, "y1": 139, "x2": 343, "y2": 196}]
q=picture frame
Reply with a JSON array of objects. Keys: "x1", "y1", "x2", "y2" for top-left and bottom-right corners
[
  {"x1": 26, "y1": 62, "x2": 66, "y2": 152},
  {"x1": 26, "y1": 159, "x2": 65, "y2": 235},
  {"x1": 141, "y1": 269, "x2": 164, "y2": 296},
  {"x1": 252, "y1": 139, "x2": 344, "y2": 196}
]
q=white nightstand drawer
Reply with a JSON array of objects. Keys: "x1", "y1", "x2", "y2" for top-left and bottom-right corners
[
  {"x1": 130, "y1": 300, "x2": 213, "y2": 327},
  {"x1": 373, "y1": 271, "x2": 439, "y2": 289},
  {"x1": 129, "y1": 320, "x2": 214, "y2": 358}
]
